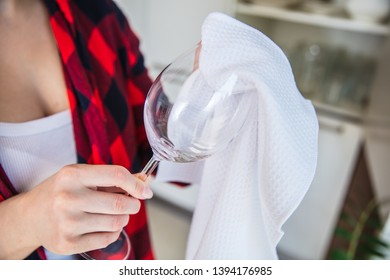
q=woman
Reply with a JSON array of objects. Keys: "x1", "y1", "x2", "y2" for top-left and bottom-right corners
[{"x1": 0, "y1": 0, "x2": 154, "y2": 259}]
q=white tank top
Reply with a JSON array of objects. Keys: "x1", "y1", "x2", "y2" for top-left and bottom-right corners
[{"x1": 0, "y1": 110, "x2": 77, "y2": 260}]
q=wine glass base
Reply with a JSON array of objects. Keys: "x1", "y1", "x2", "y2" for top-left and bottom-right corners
[{"x1": 80, "y1": 231, "x2": 131, "y2": 260}]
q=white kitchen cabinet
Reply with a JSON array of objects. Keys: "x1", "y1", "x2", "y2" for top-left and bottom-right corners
[
  {"x1": 364, "y1": 40, "x2": 390, "y2": 213},
  {"x1": 278, "y1": 115, "x2": 363, "y2": 259},
  {"x1": 233, "y1": 0, "x2": 388, "y2": 117}
]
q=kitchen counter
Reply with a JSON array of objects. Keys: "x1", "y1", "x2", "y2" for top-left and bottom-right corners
[{"x1": 146, "y1": 196, "x2": 193, "y2": 259}]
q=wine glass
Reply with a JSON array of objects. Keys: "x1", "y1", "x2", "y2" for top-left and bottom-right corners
[
  {"x1": 80, "y1": 43, "x2": 252, "y2": 260},
  {"x1": 79, "y1": 232, "x2": 130, "y2": 260},
  {"x1": 140, "y1": 43, "x2": 253, "y2": 178}
]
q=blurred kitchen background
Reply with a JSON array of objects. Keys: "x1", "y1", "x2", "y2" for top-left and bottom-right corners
[{"x1": 115, "y1": 0, "x2": 390, "y2": 260}]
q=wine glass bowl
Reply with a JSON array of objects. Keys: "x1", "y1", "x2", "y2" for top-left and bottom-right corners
[
  {"x1": 142, "y1": 45, "x2": 252, "y2": 177},
  {"x1": 81, "y1": 44, "x2": 252, "y2": 260},
  {"x1": 80, "y1": 231, "x2": 131, "y2": 260}
]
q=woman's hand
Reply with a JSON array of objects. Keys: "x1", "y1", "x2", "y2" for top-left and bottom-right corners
[{"x1": 0, "y1": 164, "x2": 152, "y2": 259}]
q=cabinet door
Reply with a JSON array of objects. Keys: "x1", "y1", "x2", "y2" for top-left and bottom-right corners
[
  {"x1": 364, "y1": 39, "x2": 390, "y2": 204},
  {"x1": 277, "y1": 115, "x2": 363, "y2": 259}
]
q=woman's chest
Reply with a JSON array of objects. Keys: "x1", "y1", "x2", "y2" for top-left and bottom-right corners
[{"x1": 0, "y1": 7, "x2": 68, "y2": 123}]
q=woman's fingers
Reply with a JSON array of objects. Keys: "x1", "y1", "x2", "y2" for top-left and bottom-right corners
[
  {"x1": 28, "y1": 164, "x2": 151, "y2": 255},
  {"x1": 62, "y1": 230, "x2": 122, "y2": 254},
  {"x1": 73, "y1": 213, "x2": 130, "y2": 235},
  {"x1": 60, "y1": 164, "x2": 153, "y2": 199},
  {"x1": 80, "y1": 189, "x2": 141, "y2": 215}
]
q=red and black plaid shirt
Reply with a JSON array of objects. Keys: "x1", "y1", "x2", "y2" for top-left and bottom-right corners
[{"x1": 0, "y1": 0, "x2": 154, "y2": 260}]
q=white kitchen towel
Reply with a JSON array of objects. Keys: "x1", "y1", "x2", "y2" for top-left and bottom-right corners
[{"x1": 155, "y1": 12, "x2": 319, "y2": 259}]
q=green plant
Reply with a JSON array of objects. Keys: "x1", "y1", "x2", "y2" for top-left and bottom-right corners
[{"x1": 330, "y1": 198, "x2": 390, "y2": 260}]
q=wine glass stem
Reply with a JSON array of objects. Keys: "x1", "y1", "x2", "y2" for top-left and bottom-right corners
[{"x1": 141, "y1": 156, "x2": 160, "y2": 179}]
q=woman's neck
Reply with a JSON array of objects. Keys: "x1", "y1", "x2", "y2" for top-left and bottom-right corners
[{"x1": 0, "y1": 0, "x2": 32, "y2": 19}]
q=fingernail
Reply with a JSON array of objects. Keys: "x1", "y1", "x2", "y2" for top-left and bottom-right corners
[{"x1": 142, "y1": 187, "x2": 153, "y2": 199}]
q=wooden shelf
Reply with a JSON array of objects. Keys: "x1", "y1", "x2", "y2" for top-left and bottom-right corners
[{"x1": 236, "y1": 3, "x2": 390, "y2": 36}]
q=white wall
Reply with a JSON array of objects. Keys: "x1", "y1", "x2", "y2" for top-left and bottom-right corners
[{"x1": 115, "y1": 0, "x2": 233, "y2": 76}]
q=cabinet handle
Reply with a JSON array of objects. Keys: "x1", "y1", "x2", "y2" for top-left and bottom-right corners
[{"x1": 319, "y1": 120, "x2": 344, "y2": 133}]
